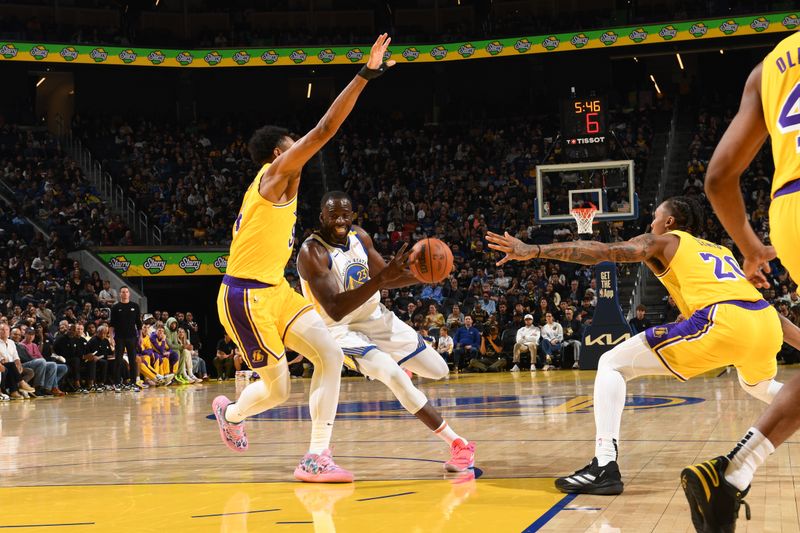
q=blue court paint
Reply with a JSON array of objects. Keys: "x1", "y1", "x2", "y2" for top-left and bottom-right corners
[
  {"x1": 473, "y1": 467, "x2": 484, "y2": 479},
  {"x1": 357, "y1": 491, "x2": 416, "y2": 502},
  {"x1": 209, "y1": 394, "x2": 705, "y2": 422},
  {"x1": 522, "y1": 493, "x2": 577, "y2": 532},
  {"x1": 192, "y1": 508, "x2": 280, "y2": 518}
]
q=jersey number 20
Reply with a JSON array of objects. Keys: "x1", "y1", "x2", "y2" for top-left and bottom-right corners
[{"x1": 699, "y1": 252, "x2": 746, "y2": 281}]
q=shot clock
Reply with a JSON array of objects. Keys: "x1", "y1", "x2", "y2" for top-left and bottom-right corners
[{"x1": 561, "y1": 96, "x2": 607, "y2": 160}]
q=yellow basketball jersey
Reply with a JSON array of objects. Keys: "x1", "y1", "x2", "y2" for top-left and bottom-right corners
[
  {"x1": 226, "y1": 163, "x2": 298, "y2": 285},
  {"x1": 655, "y1": 230, "x2": 762, "y2": 316},
  {"x1": 762, "y1": 31, "x2": 800, "y2": 196}
]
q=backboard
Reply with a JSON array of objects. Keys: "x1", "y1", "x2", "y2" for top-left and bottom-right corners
[{"x1": 534, "y1": 160, "x2": 638, "y2": 224}]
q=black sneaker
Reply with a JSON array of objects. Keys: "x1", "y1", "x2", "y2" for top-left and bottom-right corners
[
  {"x1": 114, "y1": 385, "x2": 122, "y2": 393},
  {"x1": 555, "y1": 458, "x2": 624, "y2": 495},
  {"x1": 681, "y1": 456, "x2": 750, "y2": 533},
  {"x1": 79, "y1": 387, "x2": 90, "y2": 394}
]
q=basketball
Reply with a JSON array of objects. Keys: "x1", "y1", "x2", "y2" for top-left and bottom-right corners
[{"x1": 409, "y1": 238, "x2": 454, "y2": 284}]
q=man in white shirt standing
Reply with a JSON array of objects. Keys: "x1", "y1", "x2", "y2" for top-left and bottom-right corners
[
  {"x1": 540, "y1": 312, "x2": 564, "y2": 370},
  {"x1": 513, "y1": 314, "x2": 540, "y2": 372}
]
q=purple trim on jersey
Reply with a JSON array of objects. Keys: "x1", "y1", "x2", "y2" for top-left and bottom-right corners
[
  {"x1": 773, "y1": 178, "x2": 800, "y2": 199},
  {"x1": 397, "y1": 334, "x2": 427, "y2": 366},
  {"x1": 716, "y1": 299, "x2": 769, "y2": 311},
  {"x1": 222, "y1": 275, "x2": 272, "y2": 289}
]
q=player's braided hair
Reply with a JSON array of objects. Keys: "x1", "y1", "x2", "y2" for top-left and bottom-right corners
[
  {"x1": 665, "y1": 195, "x2": 704, "y2": 234},
  {"x1": 247, "y1": 125, "x2": 291, "y2": 164}
]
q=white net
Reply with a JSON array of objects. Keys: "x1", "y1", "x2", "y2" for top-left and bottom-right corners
[{"x1": 570, "y1": 207, "x2": 597, "y2": 234}]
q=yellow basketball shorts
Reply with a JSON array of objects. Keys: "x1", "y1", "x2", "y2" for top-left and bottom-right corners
[
  {"x1": 217, "y1": 275, "x2": 313, "y2": 369},
  {"x1": 770, "y1": 180, "x2": 800, "y2": 283},
  {"x1": 644, "y1": 299, "x2": 782, "y2": 385}
]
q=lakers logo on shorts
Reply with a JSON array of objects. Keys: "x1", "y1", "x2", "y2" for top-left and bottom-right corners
[
  {"x1": 251, "y1": 349, "x2": 265, "y2": 364},
  {"x1": 653, "y1": 327, "x2": 669, "y2": 338}
]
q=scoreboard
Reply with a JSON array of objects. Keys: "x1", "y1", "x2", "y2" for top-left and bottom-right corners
[{"x1": 561, "y1": 97, "x2": 607, "y2": 159}]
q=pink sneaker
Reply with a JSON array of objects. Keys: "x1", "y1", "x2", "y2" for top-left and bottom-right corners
[
  {"x1": 444, "y1": 439, "x2": 475, "y2": 472},
  {"x1": 212, "y1": 395, "x2": 248, "y2": 453},
  {"x1": 294, "y1": 449, "x2": 354, "y2": 483}
]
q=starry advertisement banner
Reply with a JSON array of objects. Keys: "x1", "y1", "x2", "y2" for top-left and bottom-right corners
[
  {"x1": 0, "y1": 12, "x2": 797, "y2": 68},
  {"x1": 98, "y1": 251, "x2": 228, "y2": 277}
]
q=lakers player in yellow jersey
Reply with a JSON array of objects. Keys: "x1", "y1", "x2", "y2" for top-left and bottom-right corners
[
  {"x1": 486, "y1": 195, "x2": 794, "y2": 498},
  {"x1": 675, "y1": 31, "x2": 800, "y2": 531},
  {"x1": 212, "y1": 33, "x2": 396, "y2": 483}
]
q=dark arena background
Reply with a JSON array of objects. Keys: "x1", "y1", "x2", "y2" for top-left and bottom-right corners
[{"x1": 1, "y1": 1, "x2": 799, "y2": 531}]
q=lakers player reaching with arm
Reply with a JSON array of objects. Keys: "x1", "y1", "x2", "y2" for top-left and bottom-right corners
[
  {"x1": 212, "y1": 34, "x2": 396, "y2": 483},
  {"x1": 297, "y1": 192, "x2": 476, "y2": 472},
  {"x1": 677, "y1": 32, "x2": 800, "y2": 531},
  {"x1": 487, "y1": 195, "x2": 789, "y2": 497}
]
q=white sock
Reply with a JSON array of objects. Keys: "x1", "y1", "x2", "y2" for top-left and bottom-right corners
[
  {"x1": 725, "y1": 427, "x2": 774, "y2": 491},
  {"x1": 309, "y1": 421, "x2": 334, "y2": 455},
  {"x1": 593, "y1": 364, "x2": 626, "y2": 467},
  {"x1": 595, "y1": 437, "x2": 618, "y2": 467},
  {"x1": 434, "y1": 421, "x2": 466, "y2": 446}
]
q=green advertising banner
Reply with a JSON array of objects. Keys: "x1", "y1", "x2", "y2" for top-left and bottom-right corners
[
  {"x1": 1, "y1": 12, "x2": 797, "y2": 68},
  {"x1": 98, "y1": 251, "x2": 228, "y2": 277}
]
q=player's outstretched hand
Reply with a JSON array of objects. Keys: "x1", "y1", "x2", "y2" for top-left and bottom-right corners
[
  {"x1": 367, "y1": 33, "x2": 396, "y2": 70},
  {"x1": 378, "y1": 242, "x2": 414, "y2": 285},
  {"x1": 743, "y1": 244, "x2": 776, "y2": 289},
  {"x1": 486, "y1": 231, "x2": 532, "y2": 266}
]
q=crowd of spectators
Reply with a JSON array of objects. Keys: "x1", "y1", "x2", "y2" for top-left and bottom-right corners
[
  {"x1": 0, "y1": 283, "x2": 214, "y2": 399},
  {"x1": 0, "y1": 1, "x2": 773, "y2": 50}
]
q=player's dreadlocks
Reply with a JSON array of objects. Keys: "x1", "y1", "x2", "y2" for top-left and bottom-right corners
[{"x1": 665, "y1": 195, "x2": 705, "y2": 235}]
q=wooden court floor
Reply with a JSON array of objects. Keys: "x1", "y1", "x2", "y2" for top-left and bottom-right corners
[{"x1": 2, "y1": 367, "x2": 800, "y2": 532}]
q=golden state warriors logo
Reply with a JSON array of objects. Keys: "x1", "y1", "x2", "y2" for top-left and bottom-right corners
[{"x1": 344, "y1": 262, "x2": 369, "y2": 290}]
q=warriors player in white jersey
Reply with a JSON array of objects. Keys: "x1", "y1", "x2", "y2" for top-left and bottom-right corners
[{"x1": 297, "y1": 191, "x2": 476, "y2": 471}]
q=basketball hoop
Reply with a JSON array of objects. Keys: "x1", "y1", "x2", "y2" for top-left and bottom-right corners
[{"x1": 570, "y1": 207, "x2": 597, "y2": 235}]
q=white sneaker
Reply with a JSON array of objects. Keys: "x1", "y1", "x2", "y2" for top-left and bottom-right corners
[
  {"x1": 510, "y1": 364, "x2": 520, "y2": 372},
  {"x1": 163, "y1": 374, "x2": 175, "y2": 386},
  {"x1": 0, "y1": 393, "x2": 9, "y2": 401},
  {"x1": 572, "y1": 361, "x2": 580, "y2": 369},
  {"x1": 530, "y1": 367, "x2": 536, "y2": 373}
]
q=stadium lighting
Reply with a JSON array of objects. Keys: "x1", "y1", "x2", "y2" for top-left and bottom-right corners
[
  {"x1": 307, "y1": 82, "x2": 312, "y2": 99},
  {"x1": 720, "y1": 49, "x2": 724, "y2": 55},
  {"x1": 633, "y1": 57, "x2": 638, "y2": 63},
  {"x1": 649, "y1": 74, "x2": 661, "y2": 95},
  {"x1": 36, "y1": 77, "x2": 46, "y2": 87},
  {"x1": 676, "y1": 53, "x2": 684, "y2": 70}
]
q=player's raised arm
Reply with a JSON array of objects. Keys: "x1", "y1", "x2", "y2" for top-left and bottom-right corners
[
  {"x1": 354, "y1": 226, "x2": 419, "y2": 289},
  {"x1": 485, "y1": 231, "x2": 665, "y2": 266},
  {"x1": 297, "y1": 240, "x2": 412, "y2": 322},
  {"x1": 264, "y1": 34, "x2": 395, "y2": 190},
  {"x1": 704, "y1": 63, "x2": 773, "y2": 287}
]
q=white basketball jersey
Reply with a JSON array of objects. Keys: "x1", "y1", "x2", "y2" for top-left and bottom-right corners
[{"x1": 299, "y1": 231, "x2": 381, "y2": 326}]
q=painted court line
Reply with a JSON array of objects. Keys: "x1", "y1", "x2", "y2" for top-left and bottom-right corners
[
  {"x1": 0, "y1": 523, "x2": 94, "y2": 529},
  {"x1": 276, "y1": 522, "x2": 313, "y2": 525},
  {"x1": 522, "y1": 493, "x2": 577, "y2": 532},
  {"x1": 357, "y1": 491, "x2": 416, "y2": 502},
  {"x1": 191, "y1": 508, "x2": 280, "y2": 518}
]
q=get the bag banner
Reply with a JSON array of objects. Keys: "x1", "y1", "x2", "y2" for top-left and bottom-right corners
[
  {"x1": 98, "y1": 251, "x2": 228, "y2": 277},
  {"x1": 1, "y1": 12, "x2": 797, "y2": 68}
]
